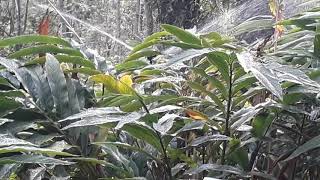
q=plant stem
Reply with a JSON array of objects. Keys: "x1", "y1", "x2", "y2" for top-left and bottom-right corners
[
  {"x1": 221, "y1": 60, "x2": 233, "y2": 165},
  {"x1": 156, "y1": 131, "x2": 173, "y2": 180},
  {"x1": 138, "y1": 94, "x2": 172, "y2": 179}
]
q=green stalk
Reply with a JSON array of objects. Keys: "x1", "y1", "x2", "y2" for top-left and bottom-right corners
[
  {"x1": 138, "y1": 92, "x2": 173, "y2": 179},
  {"x1": 221, "y1": 60, "x2": 233, "y2": 165}
]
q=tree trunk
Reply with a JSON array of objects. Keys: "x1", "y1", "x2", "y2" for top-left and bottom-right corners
[
  {"x1": 116, "y1": 0, "x2": 122, "y2": 54},
  {"x1": 116, "y1": 0, "x2": 121, "y2": 39},
  {"x1": 156, "y1": 0, "x2": 200, "y2": 29},
  {"x1": 134, "y1": 0, "x2": 140, "y2": 36},
  {"x1": 144, "y1": 0, "x2": 153, "y2": 36}
]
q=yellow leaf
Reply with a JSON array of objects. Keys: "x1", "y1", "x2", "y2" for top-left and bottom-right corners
[
  {"x1": 117, "y1": 75, "x2": 134, "y2": 94},
  {"x1": 186, "y1": 109, "x2": 208, "y2": 121},
  {"x1": 268, "y1": 0, "x2": 277, "y2": 17},
  {"x1": 90, "y1": 74, "x2": 118, "y2": 93}
]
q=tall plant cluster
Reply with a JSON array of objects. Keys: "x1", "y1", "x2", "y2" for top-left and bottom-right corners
[{"x1": 0, "y1": 3, "x2": 320, "y2": 180}]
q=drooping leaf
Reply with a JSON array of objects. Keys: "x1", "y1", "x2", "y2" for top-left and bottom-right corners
[
  {"x1": 237, "y1": 52, "x2": 283, "y2": 98},
  {"x1": 90, "y1": 74, "x2": 118, "y2": 93},
  {"x1": 144, "y1": 31, "x2": 171, "y2": 43},
  {"x1": 251, "y1": 113, "x2": 275, "y2": 138},
  {"x1": 232, "y1": 19, "x2": 273, "y2": 36},
  {"x1": 93, "y1": 142, "x2": 159, "y2": 162},
  {"x1": 0, "y1": 119, "x2": 13, "y2": 126},
  {"x1": 24, "y1": 55, "x2": 95, "y2": 69},
  {"x1": 187, "y1": 81, "x2": 224, "y2": 111},
  {"x1": 117, "y1": 75, "x2": 134, "y2": 95},
  {"x1": 314, "y1": 34, "x2": 320, "y2": 57},
  {"x1": 185, "y1": 164, "x2": 246, "y2": 176},
  {"x1": 64, "y1": 67, "x2": 101, "y2": 76},
  {"x1": 149, "y1": 105, "x2": 183, "y2": 114},
  {"x1": 0, "y1": 155, "x2": 74, "y2": 165},
  {"x1": 122, "y1": 122, "x2": 162, "y2": 152},
  {"x1": 0, "y1": 35, "x2": 71, "y2": 47},
  {"x1": 0, "y1": 134, "x2": 36, "y2": 147},
  {"x1": 165, "y1": 48, "x2": 211, "y2": 66},
  {"x1": 116, "y1": 60, "x2": 148, "y2": 72},
  {"x1": 65, "y1": 76, "x2": 81, "y2": 115},
  {"x1": 0, "y1": 97, "x2": 22, "y2": 117},
  {"x1": 9, "y1": 45, "x2": 83, "y2": 59},
  {"x1": 125, "y1": 50, "x2": 160, "y2": 62},
  {"x1": 0, "y1": 146, "x2": 74, "y2": 156},
  {"x1": 192, "y1": 67, "x2": 228, "y2": 98},
  {"x1": 228, "y1": 139, "x2": 249, "y2": 170},
  {"x1": 285, "y1": 134, "x2": 320, "y2": 161},
  {"x1": 45, "y1": 54, "x2": 71, "y2": 118},
  {"x1": 173, "y1": 121, "x2": 205, "y2": 135},
  {"x1": 231, "y1": 101, "x2": 275, "y2": 131},
  {"x1": 190, "y1": 134, "x2": 230, "y2": 147},
  {"x1": 61, "y1": 112, "x2": 140, "y2": 130},
  {"x1": 153, "y1": 114, "x2": 179, "y2": 135},
  {"x1": 131, "y1": 40, "x2": 159, "y2": 54},
  {"x1": 160, "y1": 41, "x2": 203, "y2": 49},
  {"x1": 59, "y1": 107, "x2": 123, "y2": 122},
  {"x1": 207, "y1": 52, "x2": 230, "y2": 84},
  {"x1": 161, "y1": 24, "x2": 202, "y2": 45},
  {"x1": 185, "y1": 109, "x2": 208, "y2": 121}
]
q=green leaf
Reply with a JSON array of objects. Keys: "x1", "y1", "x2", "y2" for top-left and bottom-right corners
[
  {"x1": 0, "y1": 97, "x2": 22, "y2": 117},
  {"x1": 285, "y1": 134, "x2": 320, "y2": 161},
  {"x1": 45, "y1": 54, "x2": 71, "y2": 118},
  {"x1": 232, "y1": 19, "x2": 273, "y2": 36},
  {"x1": 232, "y1": 74, "x2": 257, "y2": 95},
  {"x1": 160, "y1": 41, "x2": 203, "y2": 49},
  {"x1": 0, "y1": 35, "x2": 71, "y2": 47},
  {"x1": 237, "y1": 52, "x2": 283, "y2": 98},
  {"x1": 9, "y1": 45, "x2": 83, "y2": 59},
  {"x1": 116, "y1": 60, "x2": 148, "y2": 72},
  {"x1": 64, "y1": 67, "x2": 101, "y2": 76},
  {"x1": 185, "y1": 164, "x2": 246, "y2": 176},
  {"x1": 0, "y1": 146, "x2": 74, "y2": 156},
  {"x1": 187, "y1": 81, "x2": 225, "y2": 112},
  {"x1": 0, "y1": 134, "x2": 36, "y2": 147},
  {"x1": 0, "y1": 90, "x2": 24, "y2": 98},
  {"x1": 94, "y1": 142, "x2": 159, "y2": 162},
  {"x1": 173, "y1": 121, "x2": 205, "y2": 135},
  {"x1": 231, "y1": 101, "x2": 274, "y2": 131},
  {"x1": 0, "y1": 119, "x2": 13, "y2": 126},
  {"x1": 207, "y1": 52, "x2": 230, "y2": 84},
  {"x1": 161, "y1": 24, "x2": 202, "y2": 45},
  {"x1": 65, "y1": 76, "x2": 81, "y2": 114},
  {"x1": 233, "y1": 87, "x2": 265, "y2": 107},
  {"x1": 61, "y1": 112, "x2": 140, "y2": 130},
  {"x1": 0, "y1": 155, "x2": 74, "y2": 165},
  {"x1": 200, "y1": 32, "x2": 223, "y2": 42},
  {"x1": 122, "y1": 122, "x2": 162, "y2": 152},
  {"x1": 190, "y1": 134, "x2": 230, "y2": 147},
  {"x1": 144, "y1": 31, "x2": 171, "y2": 42},
  {"x1": 125, "y1": 50, "x2": 160, "y2": 62},
  {"x1": 153, "y1": 114, "x2": 179, "y2": 135},
  {"x1": 131, "y1": 40, "x2": 159, "y2": 54},
  {"x1": 24, "y1": 55, "x2": 95, "y2": 69},
  {"x1": 192, "y1": 67, "x2": 228, "y2": 99},
  {"x1": 165, "y1": 48, "x2": 211, "y2": 66},
  {"x1": 314, "y1": 34, "x2": 320, "y2": 58},
  {"x1": 65, "y1": 157, "x2": 109, "y2": 165},
  {"x1": 228, "y1": 139, "x2": 249, "y2": 170},
  {"x1": 251, "y1": 113, "x2": 275, "y2": 138},
  {"x1": 0, "y1": 78, "x2": 14, "y2": 89}
]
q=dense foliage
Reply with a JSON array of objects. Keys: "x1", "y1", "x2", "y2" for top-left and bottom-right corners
[{"x1": 0, "y1": 2, "x2": 320, "y2": 180}]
